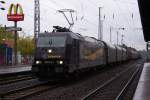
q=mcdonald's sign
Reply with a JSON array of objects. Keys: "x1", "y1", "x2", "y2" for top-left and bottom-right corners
[{"x1": 7, "y1": 3, "x2": 24, "y2": 21}]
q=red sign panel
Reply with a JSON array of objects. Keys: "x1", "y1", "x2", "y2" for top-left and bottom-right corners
[
  {"x1": 7, "y1": 14, "x2": 24, "y2": 21},
  {"x1": 7, "y1": 3, "x2": 24, "y2": 22}
]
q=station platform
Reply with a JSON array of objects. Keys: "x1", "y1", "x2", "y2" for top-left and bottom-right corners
[
  {"x1": 0, "y1": 65, "x2": 31, "y2": 75},
  {"x1": 133, "y1": 63, "x2": 150, "y2": 100}
]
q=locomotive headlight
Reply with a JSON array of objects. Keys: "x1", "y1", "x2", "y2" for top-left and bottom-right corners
[
  {"x1": 48, "y1": 49, "x2": 52, "y2": 53},
  {"x1": 36, "y1": 61, "x2": 41, "y2": 64},
  {"x1": 59, "y1": 61, "x2": 63, "y2": 64}
]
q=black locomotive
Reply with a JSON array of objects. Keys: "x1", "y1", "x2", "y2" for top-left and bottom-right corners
[{"x1": 32, "y1": 26, "x2": 140, "y2": 78}]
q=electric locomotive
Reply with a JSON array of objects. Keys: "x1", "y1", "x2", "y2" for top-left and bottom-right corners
[
  {"x1": 32, "y1": 26, "x2": 107, "y2": 77},
  {"x1": 32, "y1": 27, "x2": 78, "y2": 77},
  {"x1": 32, "y1": 26, "x2": 140, "y2": 78}
]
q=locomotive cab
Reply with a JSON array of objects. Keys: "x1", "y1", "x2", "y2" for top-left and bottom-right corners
[
  {"x1": 32, "y1": 32, "x2": 70, "y2": 77},
  {"x1": 32, "y1": 31, "x2": 80, "y2": 77}
]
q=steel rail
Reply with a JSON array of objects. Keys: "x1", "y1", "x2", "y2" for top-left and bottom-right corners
[
  {"x1": 115, "y1": 64, "x2": 143, "y2": 100},
  {"x1": 0, "y1": 76, "x2": 36, "y2": 85},
  {"x1": 80, "y1": 66, "x2": 135, "y2": 100},
  {"x1": 4, "y1": 84, "x2": 59, "y2": 100},
  {"x1": 0, "y1": 80, "x2": 50, "y2": 99}
]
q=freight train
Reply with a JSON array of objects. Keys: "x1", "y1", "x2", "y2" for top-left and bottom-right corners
[{"x1": 32, "y1": 26, "x2": 140, "y2": 78}]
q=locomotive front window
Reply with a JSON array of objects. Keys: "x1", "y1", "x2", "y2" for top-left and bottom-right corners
[{"x1": 37, "y1": 36, "x2": 66, "y2": 47}]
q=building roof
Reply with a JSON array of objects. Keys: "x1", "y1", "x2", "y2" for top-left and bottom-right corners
[{"x1": 138, "y1": 0, "x2": 150, "y2": 42}]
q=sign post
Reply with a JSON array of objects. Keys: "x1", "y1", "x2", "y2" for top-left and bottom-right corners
[{"x1": 7, "y1": 3, "x2": 24, "y2": 65}]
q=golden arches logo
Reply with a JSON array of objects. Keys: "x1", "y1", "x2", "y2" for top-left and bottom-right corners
[
  {"x1": 7, "y1": 3, "x2": 24, "y2": 21},
  {"x1": 8, "y1": 3, "x2": 23, "y2": 15}
]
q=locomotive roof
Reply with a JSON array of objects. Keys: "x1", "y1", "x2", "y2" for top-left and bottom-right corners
[
  {"x1": 39, "y1": 32, "x2": 105, "y2": 46},
  {"x1": 39, "y1": 32, "x2": 84, "y2": 40},
  {"x1": 118, "y1": 45, "x2": 127, "y2": 51},
  {"x1": 84, "y1": 36, "x2": 105, "y2": 46},
  {"x1": 115, "y1": 45, "x2": 127, "y2": 50},
  {"x1": 115, "y1": 45, "x2": 123, "y2": 50},
  {"x1": 104, "y1": 42, "x2": 116, "y2": 49},
  {"x1": 84, "y1": 36, "x2": 97, "y2": 43},
  {"x1": 39, "y1": 32, "x2": 101, "y2": 42}
]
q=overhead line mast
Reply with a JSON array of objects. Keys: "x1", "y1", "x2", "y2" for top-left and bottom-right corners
[
  {"x1": 34, "y1": 0, "x2": 40, "y2": 44},
  {"x1": 98, "y1": 7, "x2": 103, "y2": 41}
]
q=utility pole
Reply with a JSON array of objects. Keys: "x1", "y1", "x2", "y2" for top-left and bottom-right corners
[
  {"x1": 14, "y1": 22, "x2": 17, "y2": 65},
  {"x1": 98, "y1": 7, "x2": 103, "y2": 40},
  {"x1": 117, "y1": 31, "x2": 119, "y2": 45},
  {"x1": 121, "y1": 34, "x2": 124, "y2": 45},
  {"x1": 34, "y1": 0, "x2": 40, "y2": 46},
  {"x1": 110, "y1": 26, "x2": 112, "y2": 43},
  {"x1": 118, "y1": 27, "x2": 125, "y2": 45}
]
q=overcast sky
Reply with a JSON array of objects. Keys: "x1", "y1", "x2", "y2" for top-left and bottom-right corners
[{"x1": 0, "y1": 0, "x2": 145, "y2": 50}]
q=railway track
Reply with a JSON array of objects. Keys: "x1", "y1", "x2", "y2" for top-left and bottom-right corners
[
  {"x1": 0, "y1": 80, "x2": 59, "y2": 100},
  {"x1": 0, "y1": 74, "x2": 36, "y2": 85},
  {"x1": 115, "y1": 63, "x2": 143, "y2": 100},
  {"x1": 81, "y1": 63, "x2": 143, "y2": 100}
]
